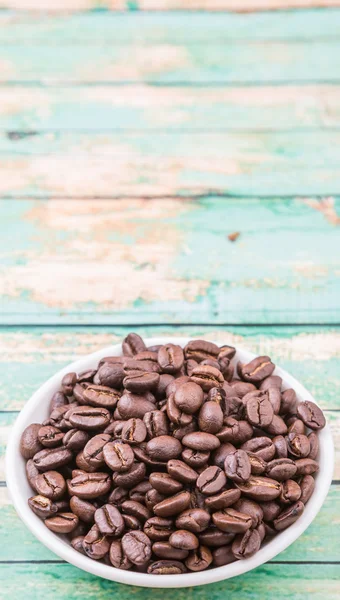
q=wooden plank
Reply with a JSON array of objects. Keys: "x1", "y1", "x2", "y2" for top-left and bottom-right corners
[
  {"x1": 2, "y1": 40, "x2": 340, "y2": 84},
  {"x1": 2, "y1": 11, "x2": 340, "y2": 44},
  {"x1": 0, "y1": 483, "x2": 338, "y2": 562},
  {"x1": 0, "y1": 326, "x2": 340, "y2": 412},
  {"x1": 2, "y1": 85, "x2": 340, "y2": 132},
  {"x1": 0, "y1": 563, "x2": 339, "y2": 599},
  {"x1": 2, "y1": 133, "x2": 340, "y2": 197},
  {"x1": 1, "y1": 198, "x2": 340, "y2": 324},
  {"x1": 1, "y1": 1, "x2": 340, "y2": 13}
]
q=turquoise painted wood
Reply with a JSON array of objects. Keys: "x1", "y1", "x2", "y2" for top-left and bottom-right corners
[
  {"x1": 1, "y1": 198, "x2": 339, "y2": 324},
  {"x1": 2, "y1": 85, "x2": 340, "y2": 132}
]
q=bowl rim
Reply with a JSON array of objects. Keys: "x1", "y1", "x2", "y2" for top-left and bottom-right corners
[{"x1": 6, "y1": 336, "x2": 334, "y2": 588}]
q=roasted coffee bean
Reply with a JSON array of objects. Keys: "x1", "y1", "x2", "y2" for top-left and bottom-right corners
[
  {"x1": 109, "y1": 540, "x2": 132, "y2": 569},
  {"x1": 241, "y1": 437, "x2": 276, "y2": 462},
  {"x1": 83, "y1": 433, "x2": 112, "y2": 466},
  {"x1": 50, "y1": 391, "x2": 68, "y2": 412},
  {"x1": 259, "y1": 375, "x2": 282, "y2": 391},
  {"x1": 45, "y1": 512, "x2": 79, "y2": 534},
  {"x1": 154, "y1": 491, "x2": 191, "y2": 517},
  {"x1": 166, "y1": 376, "x2": 191, "y2": 398},
  {"x1": 173, "y1": 382, "x2": 204, "y2": 415},
  {"x1": 129, "y1": 480, "x2": 151, "y2": 503},
  {"x1": 68, "y1": 472, "x2": 111, "y2": 499},
  {"x1": 299, "y1": 474, "x2": 315, "y2": 504},
  {"x1": 147, "y1": 560, "x2": 186, "y2": 575},
  {"x1": 274, "y1": 501, "x2": 304, "y2": 531},
  {"x1": 20, "y1": 424, "x2": 43, "y2": 459},
  {"x1": 150, "y1": 473, "x2": 183, "y2": 495},
  {"x1": 33, "y1": 446, "x2": 73, "y2": 472},
  {"x1": 189, "y1": 490, "x2": 206, "y2": 510},
  {"x1": 280, "y1": 479, "x2": 301, "y2": 504},
  {"x1": 38, "y1": 425, "x2": 64, "y2": 448},
  {"x1": 212, "y1": 442, "x2": 236, "y2": 469},
  {"x1": 232, "y1": 528, "x2": 261, "y2": 559},
  {"x1": 225, "y1": 396, "x2": 244, "y2": 420},
  {"x1": 224, "y1": 450, "x2": 251, "y2": 484},
  {"x1": 121, "y1": 531, "x2": 152, "y2": 565},
  {"x1": 109, "y1": 486, "x2": 129, "y2": 506},
  {"x1": 185, "y1": 545, "x2": 213, "y2": 571},
  {"x1": 191, "y1": 365, "x2": 224, "y2": 392},
  {"x1": 201, "y1": 358, "x2": 220, "y2": 370},
  {"x1": 63, "y1": 429, "x2": 89, "y2": 451},
  {"x1": 259, "y1": 500, "x2": 281, "y2": 522},
  {"x1": 169, "y1": 530, "x2": 199, "y2": 550},
  {"x1": 144, "y1": 410, "x2": 169, "y2": 438},
  {"x1": 182, "y1": 448, "x2": 210, "y2": 469},
  {"x1": 266, "y1": 415, "x2": 288, "y2": 436},
  {"x1": 218, "y1": 345, "x2": 236, "y2": 361},
  {"x1": 123, "y1": 356, "x2": 160, "y2": 375},
  {"x1": 121, "y1": 419, "x2": 147, "y2": 445},
  {"x1": 112, "y1": 462, "x2": 146, "y2": 489},
  {"x1": 83, "y1": 384, "x2": 120, "y2": 409},
  {"x1": 233, "y1": 498, "x2": 263, "y2": 529},
  {"x1": 228, "y1": 381, "x2": 257, "y2": 398},
  {"x1": 35, "y1": 470, "x2": 66, "y2": 500},
  {"x1": 182, "y1": 432, "x2": 220, "y2": 452},
  {"x1": 240, "y1": 356, "x2": 275, "y2": 384},
  {"x1": 213, "y1": 544, "x2": 236, "y2": 566},
  {"x1": 77, "y1": 369, "x2": 97, "y2": 383},
  {"x1": 26, "y1": 459, "x2": 39, "y2": 490},
  {"x1": 68, "y1": 406, "x2": 110, "y2": 431},
  {"x1": 123, "y1": 371, "x2": 160, "y2": 393},
  {"x1": 287, "y1": 432, "x2": 310, "y2": 458},
  {"x1": 236, "y1": 476, "x2": 281, "y2": 501},
  {"x1": 266, "y1": 388, "x2": 281, "y2": 415},
  {"x1": 212, "y1": 509, "x2": 252, "y2": 533},
  {"x1": 205, "y1": 489, "x2": 241, "y2": 511},
  {"x1": 155, "y1": 374, "x2": 174, "y2": 400},
  {"x1": 175, "y1": 508, "x2": 211, "y2": 533},
  {"x1": 197, "y1": 466, "x2": 226, "y2": 495},
  {"x1": 83, "y1": 524, "x2": 110, "y2": 560},
  {"x1": 167, "y1": 394, "x2": 193, "y2": 426},
  {"x1": 246, "y1": 393, "x2": 274, "y2": 428},
  {"x1": 297, "y1": 400, "x2": 326, "y2": 430},
  {"x1": 146, "y1": 435, "x2": 182, "y2": 461},
  {"x1": 184, "y1": 340, "x2": 219, "y2": 363},
  {"x1": 103, "y1": 441, "x2": 134, "y2": 472},
  {"x1": 122, "y1": 333, "x2": 147, "y2": 357},
  {"x1": 217, "y1": 419, "x2": 253, "y2": 445},
  {"x1": 295, "y1": 458, "x2": 319, "y2": 476},
  {"x1": 280, "y1": 388, "x2": 297, "y2": 414},
  {"x1": 121, "y1": 500, "x2": 151, "y2": 523},
  {"x1": 272, "y1": 435, "x2": 288, "y2": 458},
  {"x1": 28, "y1": 495, "x2": 58, "y2": 519},
  {"x1": 70, "y1": 496, "x2": 96, "y2": 523},
  {"x1": 118, "y1": 392, "x2": 155, "y2": 420},
  {"x1": 199, "y1": 528, "x2": 235, "y2": 547},
  {"x1": 94, "y1": 504, "x2": 125, "y2": 536},
  {"x1": 61, "y1": 372, "x2": 77, "y2": 396},
  {"x1": 144, "y1": 517, "x2": 174, "y2": 541},
  {"x1": 95, "y1": 364, "x2": 124, "y2": 389},
  {"x1": 71, "y1": 536, "x2": 86, "y2": 555},
  {"x1": 152, "y1": 541, "x2": 188, "y2": 560},
  {"x1": 198, "y1": 401, "x2": 223, "y2": 434},
  {"x1": 133, "y1": 444, "x2": 166, "y2": 468},
  {"x1": 167, "y1": 459, "x2": 198, "y2": 484},
  {"x1": 288, "y1": 417, "x2": 306, "y2": 435},
  {"x1": 266, "y1": 458, "x2": 297, "y2": 481},
  {"x1": 75, "y1": 450, "x2": 98, "y2": 473},
  {"x1": 308, "y1": 432, "x2": 319, "y2": 460},
  {"x1": 123, "y1": 514, "x2": 142, "y2": 530},
  {"x1": 157, "y1": 344, "x2": 184, "y2": 374},
  {"x1": 247, "y1": 453, "x2": 267, "y2": 475}
]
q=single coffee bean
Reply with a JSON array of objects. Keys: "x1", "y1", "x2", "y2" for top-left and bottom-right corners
[
  {"x1": 233, "y1": 498, "x2": 263, "y2": 529},
  {"x1": 240, "y1": 356, "x2": 275, "y2": 384},
  {"x1": 218, "y1": 345, "x2": 236, "y2": 361},
  {"x1": 169, "y1": 529, "x2": 199, "y2": 550},
  {"x1": 266, "y1": 415, "x2": 288, "y2": 436},
  {"x1": 205, "y1": 489, "x2": 241, "y2": 511},
  {"x1": 123, "y1": 370, "x2": 160, "y2": 393},
  {"x1": 241, "y1": 437, "x2": 276, "y2": 462},
  {"x1": 26, "y1": 459, "x2": 39, "y2": 490},
  {"x1": 167, "y1": 459, "x2": 198, "y2": 485},
  {"x1": 185, "y1": 545, "x2": 213, "y2": 571},
  {"x1": 94, "y1": 504, "x2": 125, "y2": 536},
  {"x1": 157, "y1": 344, "x2": 184, "y2": 374},
  {"x1": 71, "y1": 536, "x2": 86, "y2": 555},
  {"x1": 133, "y1": 444, "x2": 166, "y2": 468},
  {"x1": 266, "y1": 458, "x2": 297, "y2": 481},
  {"x1": 266, "y1": 388, "x2": 281, "y2": 415},
  {"x1": 123, "y1": 514, "x2": 142, "y2": 531},
  {"x1": 280, "y1": 388, "x2": 297, "y2": 414},
  {"x1": 288, "y1": 418, "x2": 306, "y2": 435},
  {"x1": 38, "y1": 425, "x2": 64, "y2": 448},
  {"x1": 247, "y1": 452, "x2": 267, "y2": 475},
  {"x1": 28, "y1": 495, "x2": 58, "y2": 519},
  {"x1": 129, "y1": 480, "x2": 152, "y2": 503},
  {"x1": 20, "y1": 424, "x2": 43, "y2": 459},
  {"x1": 182, "y1": 448, "x2": 210, "y2": 469},
  {"x1": 112, "y1": 462, "x2": 146, "y2": 490},
  {"x1": 109, "y1": 486, "x2": 129, "y2": 506},
  {"x1": 299, "y1": 474, "x2": 315, "y2": 504},
  {"x1": 123, "y1": 500, "x2": 152, "y2": 524},
  {"x1": 246, "y1": 393, "x2": 274, "y2": 428},
  {"x1": 167, "y1": 394, "x2": 193, "y2": 426},
  {"x1": 166, "y1": 376, "x2": 191, "y2": 398},
  {"x1": 225, "y1": 396, "x2": 244, "y2": 420},
  {"x1": 70, "y1": 496, "x2": 96, "y2": 523},
  {"x1": 147, "y1": 560, "x2": 186, "y2": 575},
  {"x1": 297, "y1": 400, "x2": 326, "y2": 430},
  {"x1": 121, "y1": 418, "x2": 147, "y2": 445},
  {"x1": 212, "y1": 509, "x2": 252, "y2": 533},
  {"x1": 295, "y1": 458, "x2": 319, "y2": 476},
  {"x1": 154, "y1": 491, "x2": 191, "y2": 518},
  {"x1": 33, "y1": 447, "x2": 73, "y2": 472},
  {"x1": 152, "y1": 541, "x2": 188, "y2": 560},
  {"x1": 184, "y1": 340, "x2": 219, "y2": 363},
  {"x1": 229, "y1": 381, "x2": 257, "y2": 398},
  {"x1": 146, "y1": 435, "x2": 182, "y2": 461},
  {"x1": 77, "y1": 369, "x2": 97, "y2": 383},
  {"x1": 217, "y1": 419, "x2": 253, "y2": 445},
  {"x1": 280, "y1": 479, "x2": 301, "y2": 504},
  {"x1": 68, "y1": 406, "x2": 110, "y2": 431},
  {"x1": 198, "y1": 401, "x2": 223, "y2": 434},
  {"x1": 103, "y1": 441, "x2": 134, "y2": 472},
  {"x1": 182, "y1": 432, "x2": 220, "y2": 452},
  {"x1": 67, "y1": 472, "x2": 111, "y2": 499},
  {"x1": 123, "y1": 356, "x2": 160, "y2": 375},
  {"x1": 191, "y1": 365, "x2": 224, "y2": 392},
  {"x1": 174, "y1": 382, "x2": 204, "y2": 415},
  {"x1": 35, "y1": 470, "x2": 66, "y2": 500},
  {"x1": 83, "y1": 524, "x2": 110, "y2": 560},
  {"x1": 274, "y1": 500, "x2": 304, "y2": 531},
  {"x1": 122, "y1": 333, "x2": 147, "y2": 357},
  {"x1": 50, "y1": 391, "x2": 68, "y2": 412},
  {"x1": 199, "y1": 528, "x2": 235, "y2": 547},
  {"x1": 75, "y1": 450, "x2": 98, "y2": 473},
  {"x1": 45, "y1": 512, "x2": 79, "y2": 534},
  {"x1": 144, "y1": 517, "x2": 174, "y2": 541},
  {"x1": 63, "y1": 429, "x2": 89, "y2": 451},
  {"x1": 232, "y1": 528, "x2": 261, "y2": 559},
  {"x1": 272, "y1": 435, "x2": 288, "y2": 458},
  {"x1": 236, "y1": 476, "x2": 281, "y2": 501},
  {"x1": 83, "y1": 384, "x2": 120, "y2": 409},
  {"x1": 308, "y1": 432, "x2": 319, "y2": 460},
  {"x1": 224, "y1": 450, "x2": 251, "y2": 484},
  {"x1": 61, "y1": 372, "x2": 77, "y2": 396},
  {"x1": 259, "y1": 500, "x2": 281, "y2": 522},
  {"x1": 109, "y1": 540, "x2": 132, "y2": 569},
  {"x1": 287, "y1": 432, "x2": 311, "y2": 458},
  {"x1": 118, "y1": 392, "x2": 155, "y2": 420},
  {"x1": 213, "y1": 544, "x2": 236, "y2": 566},
  {"x1": 83, "y1": 433, "x2": 112, "y2": 466},
  {"x1": 175, "y1": 508, "x2": 211, "y2": 533},
  {"x1": 144, "y1": 410, "x2": 169, "y2": 438},
  {"x1": 121, "y1": 531, "x2": 152, "y2": 565},
  {"x1": 197, "y1": 466, "x2": 226, "y2": 495},
  {"x1": 150, "y1": 473, "x2": 183, "y2": 495},
  {"x1": 259, "y1": 375, "x2": 282, "y2": 392},
  {"x1": 212, "y1": 443, "x2": 236, "y2": 469}
]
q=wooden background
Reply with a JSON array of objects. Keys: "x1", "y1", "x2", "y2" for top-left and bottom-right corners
[{"x1": 1, "y1": 1, "x2": 340, "y2": 598}]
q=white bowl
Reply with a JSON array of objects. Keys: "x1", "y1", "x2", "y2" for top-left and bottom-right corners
[{"x1": 6, "y1": 337, "x2": 334, "y2": 588}]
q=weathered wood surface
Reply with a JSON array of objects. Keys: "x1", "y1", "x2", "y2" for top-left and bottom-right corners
[
  {"x1": 1, "y1": 199, "x2": 339, "y2": 324},
  {"x1": 2, "y1": 85, "x2": 340, "y2": 132}
]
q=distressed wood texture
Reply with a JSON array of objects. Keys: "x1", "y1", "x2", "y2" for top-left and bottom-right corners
[{"x1": 1, "y1": 198, "x2": 340, "y2": 324}]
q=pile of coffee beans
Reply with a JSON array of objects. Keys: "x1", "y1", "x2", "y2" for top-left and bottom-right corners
[{"x1": 21, "y1": 334, "x2": 326, "y2": 575}]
